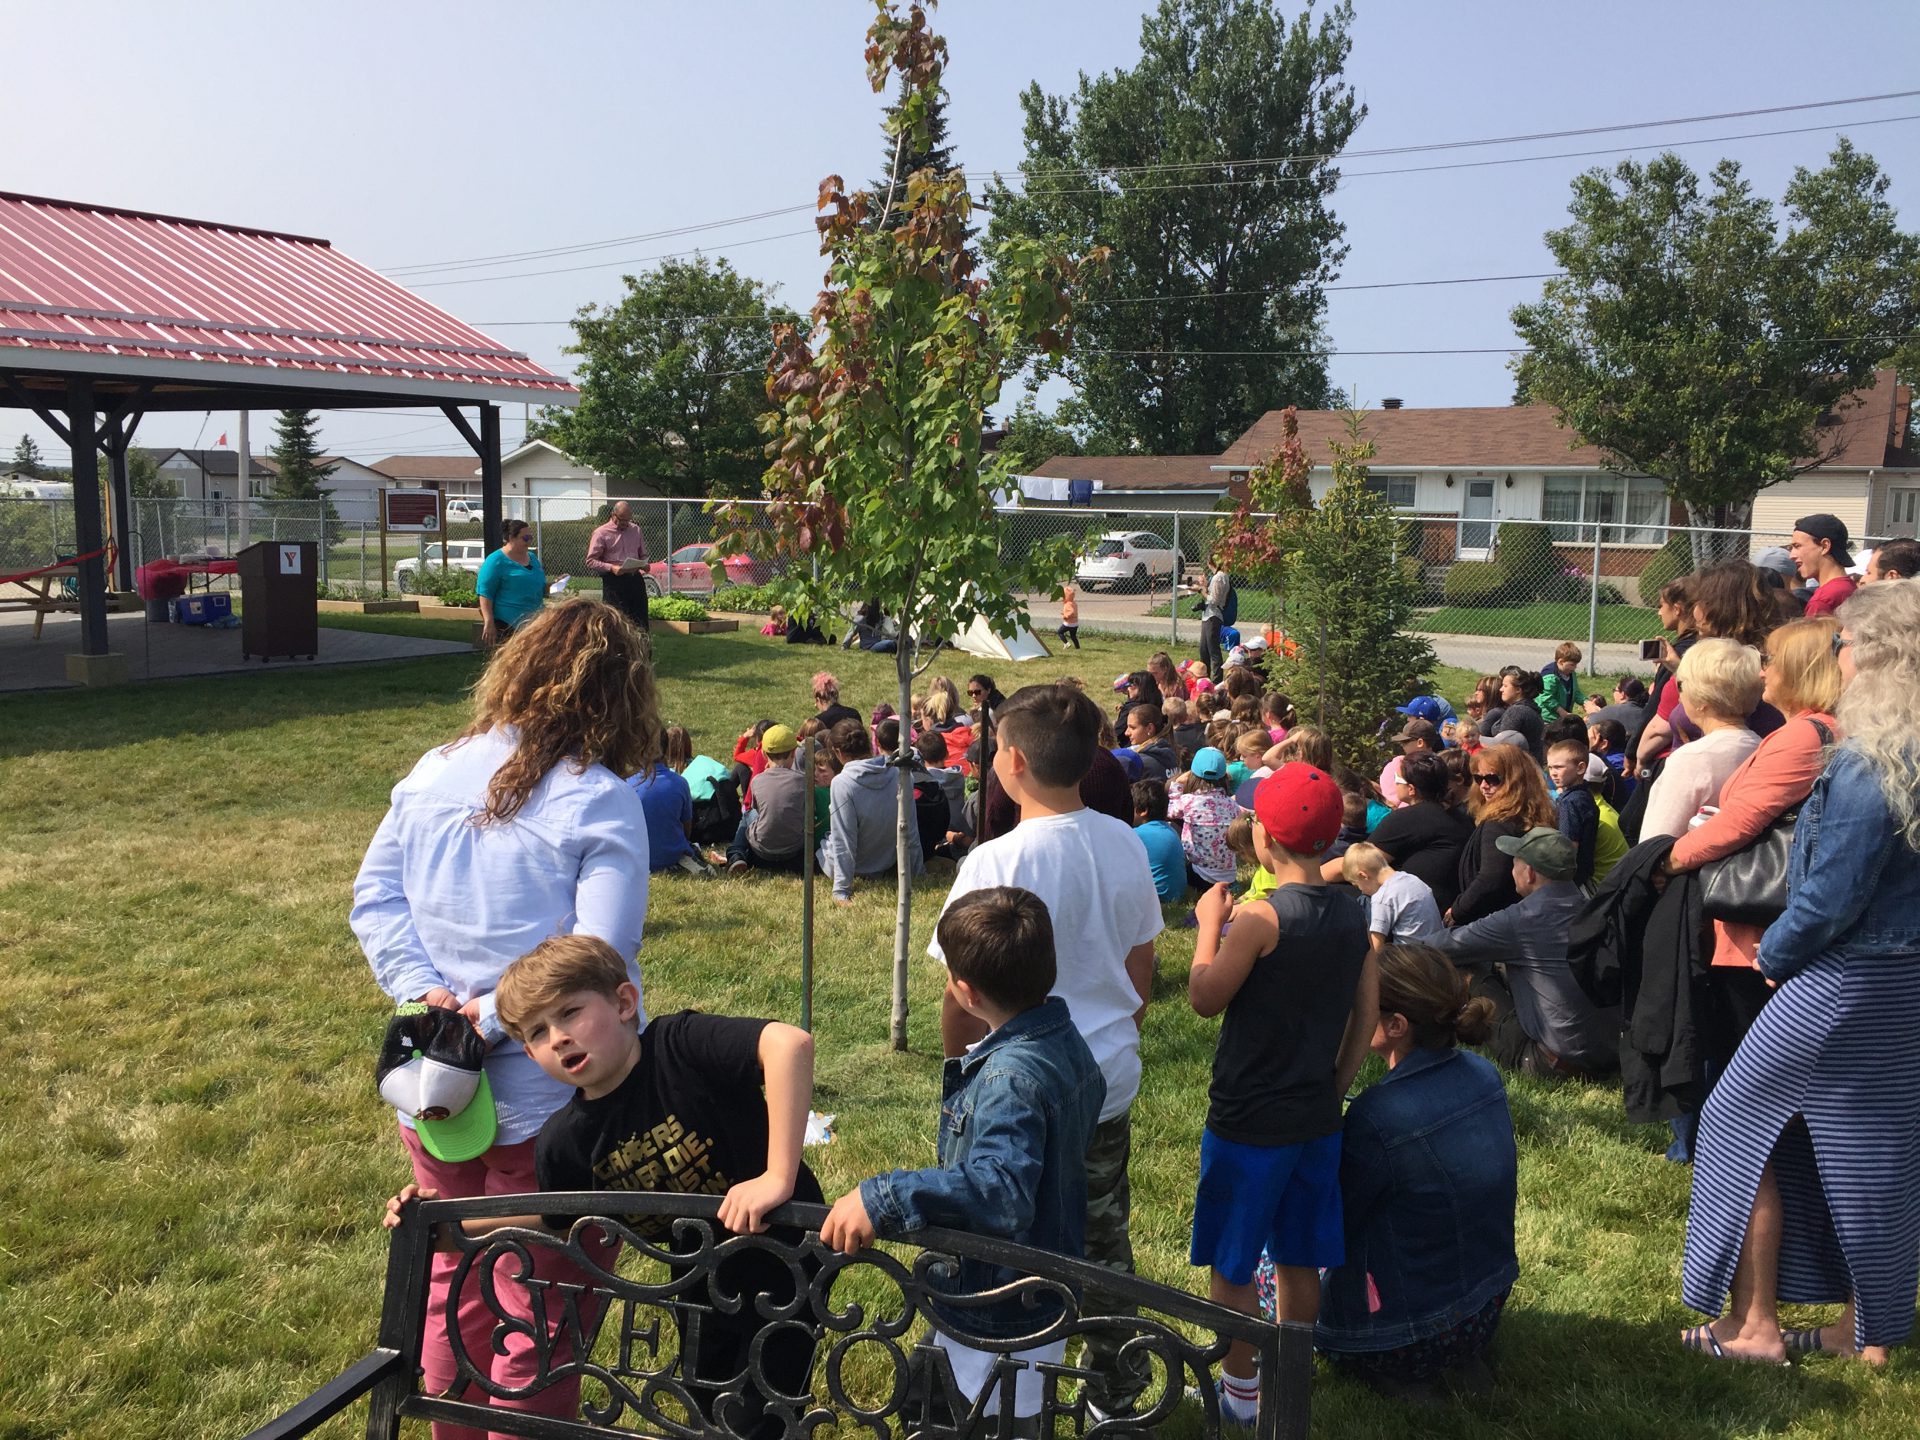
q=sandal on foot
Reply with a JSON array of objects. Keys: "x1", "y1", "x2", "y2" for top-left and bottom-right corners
[
  {"x1": 1783, "y1": 1327, "x2": 1830, "y2": 1356},
  {"x1": 1682, "y1": 1324, "x2": 1789, "y2": 1367}
]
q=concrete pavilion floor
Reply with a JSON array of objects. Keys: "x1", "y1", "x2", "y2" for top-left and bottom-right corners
[{"x1": 0, "y1": 609, "x2": 471, "y2": 693}]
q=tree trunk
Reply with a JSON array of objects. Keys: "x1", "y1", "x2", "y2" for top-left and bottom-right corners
[
  {"x1": 891, "y1": 624, "x2": 915, "y2": 1052},
  {"x1": 1683, "y1": 497, "x2": 1756, "y2": 568}
]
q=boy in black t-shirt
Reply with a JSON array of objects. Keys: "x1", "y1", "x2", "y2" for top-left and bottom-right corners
[
  {"x1": 385, "y1": 935, "x2": 818, "y2": 1437},
  {"x1": 1187, "y1": 764, "x2": 1375, "y2": 1428}
]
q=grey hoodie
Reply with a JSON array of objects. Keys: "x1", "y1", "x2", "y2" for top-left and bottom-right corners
[{"x1": 819, "y1": 756, "x2": 925, "y2": 899}]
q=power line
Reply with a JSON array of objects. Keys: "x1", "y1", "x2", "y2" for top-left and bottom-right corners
[
  {"x1": 398, "y1": 111, "x2": 1919, "y2": 295},
  {"x1": 377, "y1": 88, "x2": 1919, "y2": 283},
  {"x1": 994, "y1": 112, "x2": 1920, "y2": 201},
  {"x1": 404, "y1": 228, "x2": 819, "y2": 289},
  {"x1": 380, "y1": 204, "x2": 816, "y2": 277},
  {"x1": 468, "y1": 270, "x2": 1568, "y2": 330},
  {"x1": 965, "y1": 87, "x2": 1920, "y2": 179}
]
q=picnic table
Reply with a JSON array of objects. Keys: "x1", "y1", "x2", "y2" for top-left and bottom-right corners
[{"x1": 0, "y1": 564, "x2": 79, "y2": 638}]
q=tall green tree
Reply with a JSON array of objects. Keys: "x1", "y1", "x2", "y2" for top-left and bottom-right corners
[
  {"x1": 994, "y1": 396, "x2": 1083, "y2": 474},
  {"x1": 95, "y1": 448, "x2": 178, "y2": 500},
  {"x1": 539, "y1": 257, "x2": 801, "y2": 499},
  {"x1": 11, "y1": 435, "x2": 45, "y2": 479},
  {"x1": 868, "y1": 73, "x2": 957, "y2": 229},
  {"x1": 721, "y1": 0, "x2": 1098, "y2": 1050},
  {"x1": 987, "y1": 0, "x2": 1362, "y2": 455},
  {"x1": 1512, "y1": 141, "x2": 1920, "y2": 562},
  {"x1": 1258, "y1": 411, "x2": 1433, "y2": 768},
  {"x1": 268, "y1": 409, "x2": 336, "y2": 499}
]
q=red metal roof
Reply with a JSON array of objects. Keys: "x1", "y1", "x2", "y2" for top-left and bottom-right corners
[{"x1": 0, "y1": 191, "x2": 575, "y2": 403}]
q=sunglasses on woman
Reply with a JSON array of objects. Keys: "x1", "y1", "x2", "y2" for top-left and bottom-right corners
[{"x1": 1473, "y1": 772, "x2": 1504, "y2": 788}]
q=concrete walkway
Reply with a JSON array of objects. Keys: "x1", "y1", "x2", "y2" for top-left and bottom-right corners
[{"x1": 0, "y1": 610, "x2": 470, "y2": 693}]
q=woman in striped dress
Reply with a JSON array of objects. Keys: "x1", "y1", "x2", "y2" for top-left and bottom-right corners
[{"x1": 1681, "y1": 581, "x2": 1920, "y2": 1366}]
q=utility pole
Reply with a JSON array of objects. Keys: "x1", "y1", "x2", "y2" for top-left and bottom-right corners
[{"x1": 236, "y1": 409, "x2": 252, "y2": 551}]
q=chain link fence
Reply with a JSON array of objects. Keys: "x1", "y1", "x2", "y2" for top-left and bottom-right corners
[{"x1": 2, "y1": 493, "x2": 1873, "y2": 676}]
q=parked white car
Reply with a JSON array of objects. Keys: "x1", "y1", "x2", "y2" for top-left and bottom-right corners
[
  {"x1": 445, "y1": 498, "x2": 479, "y2": 524},
  {"x1": 1075, "y1": 531, "x2": 1181, "y2": 591},
  {"x1": 394, "y1": 539, "x2": 487, "y2": 593}
]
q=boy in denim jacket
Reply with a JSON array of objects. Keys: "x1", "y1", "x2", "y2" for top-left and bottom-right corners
[{"x1": 823, "y1": 886, "x2": 1105, "y2": 1425}]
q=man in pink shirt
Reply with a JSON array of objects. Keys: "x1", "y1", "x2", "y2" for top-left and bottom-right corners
[
  {"x1": 1789, "y1": 513, "x2": 1858, "y2": 617},
  {"x1": 586, "y1": 500, "x2": 650, "y2": 630}
]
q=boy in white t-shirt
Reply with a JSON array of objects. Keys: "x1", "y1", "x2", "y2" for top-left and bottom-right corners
[
  {"x1": 1340, "y1": 842, "x2": 1444, "y2": 948},
  {"x1": 929, "y1": 682, "x2": 1163, "y2": 1419}
]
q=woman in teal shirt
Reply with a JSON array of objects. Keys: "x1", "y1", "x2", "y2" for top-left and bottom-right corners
[{"x1": 476, "y1": 519, "x2": 547, "y2": 643}]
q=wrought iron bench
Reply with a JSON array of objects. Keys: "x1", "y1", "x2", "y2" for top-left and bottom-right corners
[{"x1": 241, "y1": 1192, "x2": 1312, "y2": 1439}]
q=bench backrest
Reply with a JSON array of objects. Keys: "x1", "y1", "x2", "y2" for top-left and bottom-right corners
[{"x1": 249, "y1": 1192, "x2": 1312, "y2": 1440}]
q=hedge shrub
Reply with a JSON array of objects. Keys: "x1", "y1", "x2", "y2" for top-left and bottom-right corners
[
  {"x1": 650, "y1": 595, "x2": 711, "y2": 622},
  {"x1": 1494, "y1": 523, "x2": 1558, "y2": 600},
  {"x1": 710, "y1": 583, "x2": 772, "y2": 613},
  {"x1": 1441, "y1": 561, "x2": 1508, "y2": 606},
  {"x1": 1638, "y1": 533, "x2": 1694, "y2": 607}
]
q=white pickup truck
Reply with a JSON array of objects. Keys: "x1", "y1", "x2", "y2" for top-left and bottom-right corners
[{"x1": 393, "y1": 540, "x2": 487, "y2": 593}]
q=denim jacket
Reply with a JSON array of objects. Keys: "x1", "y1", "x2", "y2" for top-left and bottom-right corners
[
  {"x1": 1317, "y1": 1047, "x2": 1519, "y2": 1353},
  {"x1": 1761, "y1": 744, "x2": 1920, "y2": 983},
  {"x1": 861, "y1": 997, "x2": 1105, "y2": 1341}
]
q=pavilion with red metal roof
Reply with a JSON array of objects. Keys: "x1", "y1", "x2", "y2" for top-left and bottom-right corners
[{"x1": 0, "y1": 189, "x2": 576, "y2": 672}]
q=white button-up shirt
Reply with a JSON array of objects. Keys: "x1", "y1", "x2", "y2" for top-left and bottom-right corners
[{"x1": 351, "y1": 726, "x2": 650, "y2": 1143}]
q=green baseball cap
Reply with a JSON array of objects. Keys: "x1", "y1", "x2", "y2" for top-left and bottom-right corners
[
  {"x1": 1495, "y1": 826, "x2": 1578, "y2": 881},
  {"x1": 376, "y1": 1003, "x2": 497, "y2": 1162}
]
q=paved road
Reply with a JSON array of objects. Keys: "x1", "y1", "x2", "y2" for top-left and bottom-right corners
[{"x1": 1049, "y1": 587, "x2": 1647, "y2": 680}]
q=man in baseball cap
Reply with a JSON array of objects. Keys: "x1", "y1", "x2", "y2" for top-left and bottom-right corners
[
  {"x1": 1432, "y1": 827, "x2": 1620, "y2": 1079},
  {"x1": 1790, "y1": 514, "x2": 1859, "y2": 617},
  {"x1": 1395, "y1": 694, "x2": 1457, "y2": 727},
  {"x1": 1380, "y1": 717, "x2": 1443, "y2": 810}
]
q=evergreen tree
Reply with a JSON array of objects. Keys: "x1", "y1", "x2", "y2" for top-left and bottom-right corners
[
  {"x1": 11, "y1": 434, "x2": 45, "y2": 479},
  {"x1": 268, "y1": 408, "x2": 342, "y2": 542},
  {"x1": 268, "y1": 409, "x2": 336, "y2": 498},
  {"x1": 868, "y1": 73, "x2": 958, "y2": 229}
]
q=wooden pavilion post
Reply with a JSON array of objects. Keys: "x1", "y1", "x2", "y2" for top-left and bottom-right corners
[{"x1": 64, "y1": 375, "x2": 107, "y2": 655}]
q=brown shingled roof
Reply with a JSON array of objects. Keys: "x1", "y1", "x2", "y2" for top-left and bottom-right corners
[
  {"x1": 1026, "y1": 454, "x2": 1225, "y2": 489},
  {"x1": 370, "y1": 454, "x2": 481, "y2": 481},
  {"x1": 1220, "y1": 369, "x2": 1911, "y2": 472}
]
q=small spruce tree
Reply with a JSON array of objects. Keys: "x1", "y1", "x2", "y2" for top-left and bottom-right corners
[
  {"x1": 269, "y1": 408, "x2": 342, "y2": 543},
  {"x1": 11, "y1": 434, "x2": 45, "y2": 479}
]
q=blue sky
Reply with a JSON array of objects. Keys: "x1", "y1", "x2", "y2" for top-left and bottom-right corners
[{"x1": 7, "y1": 0, "x2": 1919, "y2": 467}]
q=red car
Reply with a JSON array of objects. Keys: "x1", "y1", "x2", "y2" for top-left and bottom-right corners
[{"x1": 648, "y1": 543, "x2": 767, "y2": 595}]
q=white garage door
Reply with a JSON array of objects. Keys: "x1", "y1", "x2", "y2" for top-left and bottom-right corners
[{"x1": 528, "y1": 477, "x2": 593, "y2": 521}]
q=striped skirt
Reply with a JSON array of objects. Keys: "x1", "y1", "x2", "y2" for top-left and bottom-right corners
[{"x1": 1683, "y1": 949, "x2": 1920, "y2": 1349}]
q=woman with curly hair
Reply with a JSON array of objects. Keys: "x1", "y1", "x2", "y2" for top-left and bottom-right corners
[
  {"x1": 1682, "y1": 581, "x2": 1920, "y2": 1367},
  {"x1": 1448, "y1": 742, "x2": 1555, "y2": 926},
  {"x1": 350, "y1": 598, "x2": 662, "y2": 1430}
]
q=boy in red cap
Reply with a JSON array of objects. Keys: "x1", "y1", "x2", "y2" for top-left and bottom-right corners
[{"x1": 1186, "y1": 763, "x2": 1377, "y2": 1426}]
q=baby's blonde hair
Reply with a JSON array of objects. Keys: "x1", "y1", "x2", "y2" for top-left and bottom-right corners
[{"x1": 1340, "y1": 842, "x2": 1390, "y2": 884}]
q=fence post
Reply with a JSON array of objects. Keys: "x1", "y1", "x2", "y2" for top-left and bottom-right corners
[
  {"x1": 664, "y1": 500, "x2": 674, "y2": 596},
  {"x1": 359, "y1": 522, "x2": 367, "y2": 593},
  {"x1": 1170, "y1": 513, "x2": 1181, "y2": 648},
  {"x1": 318, "y1": 501, "x2": 328, "y2": 588},
  {"x1": 1586, "y1": 521, "x2": 1603, "y2": 676},
  {"x1": 532, "y1": 498, "x2": 544, "y2": 567}
]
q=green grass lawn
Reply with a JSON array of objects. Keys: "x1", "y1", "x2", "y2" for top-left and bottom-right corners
[
  {"x1": 3, "y1": 630, "x2": 1910, "y2": 1439},
  {"x1": 1420, "y1": 601, "x2": 1665, "y2": 644}
]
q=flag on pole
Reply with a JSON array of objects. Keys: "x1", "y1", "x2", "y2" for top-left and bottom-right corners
[{"x1": 216, "y1": 432, "x2": 228, "y2": 446}]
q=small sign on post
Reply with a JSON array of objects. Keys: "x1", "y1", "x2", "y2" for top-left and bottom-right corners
[
  {"x1": 278, "y1": 544, "x2": 303, "y2": 576},
  {"x1": 382, "y1": 489, "x2": 443, "y2": 532}
]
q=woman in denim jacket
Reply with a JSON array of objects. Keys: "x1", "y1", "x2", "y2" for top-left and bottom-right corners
[
  {"x1": 1306, "y1": 944, "x2": 1519, "y2": 1397},
  {"x1": 1683, "y1": 582, "x2": 1920, "y2": 1367}
]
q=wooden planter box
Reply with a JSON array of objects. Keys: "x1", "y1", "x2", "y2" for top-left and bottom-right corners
[
  {"x1": 414, "y1": 602, "x2": 483, "y2": 621},
  {"x1": 317, "y1": 599, "x2": 420, "y2": 615},
  {"x1": 657, "y1": 618, "x2": 739, "y2": 635}
]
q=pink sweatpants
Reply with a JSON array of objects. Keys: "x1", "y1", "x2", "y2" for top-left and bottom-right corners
[{"x1": 399, "y1": 1126, "x2": 614, "y2": 1440}]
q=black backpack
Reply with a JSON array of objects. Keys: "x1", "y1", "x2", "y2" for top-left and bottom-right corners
[
  {"x1": 912, "y1": 773, "x2": 951, "y2": 856},
  {"x1": 690, "y1": 774, "x2": 743, "y2": 845},
  {"x1": 1221, "y1": 576, "x2": 1239, "y2": 627}
]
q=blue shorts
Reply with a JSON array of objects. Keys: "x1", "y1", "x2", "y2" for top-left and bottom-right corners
[{"x1": 1190, "y1": 1127, "x2": 1344, "y2": 1283}]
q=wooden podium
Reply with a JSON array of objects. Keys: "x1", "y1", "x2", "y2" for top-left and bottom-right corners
[{"x1": 237, "y1": 541, "x2": 319, "y2": 661}]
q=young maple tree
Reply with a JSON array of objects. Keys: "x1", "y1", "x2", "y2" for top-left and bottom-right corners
[{"x1": 718, "y1": 0, "x2": 1101, "y2": 1050}]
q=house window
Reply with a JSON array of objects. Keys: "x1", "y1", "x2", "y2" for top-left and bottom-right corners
[
  {"x1": 1364, "y1": 473, "x2": 1417, "y2": 509},
  {"x1": 1542, "y1": 474, "x2": 1667, "y2": 544}
]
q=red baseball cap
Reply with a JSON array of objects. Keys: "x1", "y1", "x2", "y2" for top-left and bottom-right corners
[{"x1": 1253, "y1": 763, "x2": 1343, "y2": 856}]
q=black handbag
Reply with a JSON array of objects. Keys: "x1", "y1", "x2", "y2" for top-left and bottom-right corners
[{"x1": 1697, "y1": 719, "x2": 1833, "y2": 927}]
